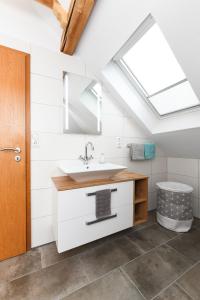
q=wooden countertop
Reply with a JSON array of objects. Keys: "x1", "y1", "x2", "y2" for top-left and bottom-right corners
[{"x1": 52, "y1": 171, "x2": 148, "y2": 191}]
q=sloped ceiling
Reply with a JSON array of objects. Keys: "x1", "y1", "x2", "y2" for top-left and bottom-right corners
[
  {"x1": 153, "y1": 128, "x2": 200, "y2": 159},
  {"x1": 2, "y1": 0, "x2": 200, "y2": 94},
  {"x1": 0, "y1": 0, "x2": 62, "y2": 51},
  {"x1": 78, "y1": 0, "x2": 200, "y2": 102},
  {"x1": 76, "y1": 0, "x2": 200, "y2": 157},
  {"x1": 0, "y1": 0, "x2": 200, "y2": 157}
]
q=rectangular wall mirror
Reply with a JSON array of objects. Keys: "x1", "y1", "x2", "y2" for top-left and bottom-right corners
[{"x1": 63, "y1": 72, "x2": 102, "y2": 134}]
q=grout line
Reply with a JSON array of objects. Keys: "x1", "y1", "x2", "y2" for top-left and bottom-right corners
[
  {"x1": 168, "y1": 172, "x2": 198, "y2": 179},
  {"x1": 31, "y1": 186, "x2": 53, "y2": 190},
  {"x1": 123, "y1": 236, "x2": 146, "y2": 255},
  {"x1": 43, "y1": 233, "x2": 125, "y2": 269},
  {"x1": 30, "y1": 157, "x2": 129, "y2": 162},
  {"x1": 150, "y1": 261, "x2": 200, "y2": 300},
  {"x1": 31, "y1": 101, "x2": 64, "y2": 108},
  {"x1": 121, "y1": 233, "x2": 182, "y2": 269},
  {"x1": 175, "y1": 281, "x2": 195, "y2": 300},
  {"x1": 120, "y1": 267, "x2": 147, "y2": 300},
  {"x1": 8, "y1": 249, "x2": 44, "y2": 283},
  {"x1": 31, "y1": 214, "x2": 53, "y2": 221},
  {"x1": 37, "y1": 240, "x2": 112, "y2": 270},
  {"x1": 60, "y1": 267, "x2": 121, "y2": 299},
  {"x1": 31, "y1": 187, "x2": 52, "y2": 191},
  {"x1": 31, "y1": 72, "x2": 62, "y2": 81},
  {"x1": 31, "y1": 132, "x2": 86, "y2": 137},
  {"x1": 166, "y1": 242, "x2": 194, "y2": 262},
  {"x1": 35, "y1": 224, "x2": 155, "y2": 273},
  {"x1": 37, "y1": 225, "x2": 164, "y2": 296},
  {"x1": 126, "y1": 220, "x2": 156, "y2": 234},
  {"x1": 31, "y1": 131, "x2": 63, "y2": 135},
  {"x1": 10, "y1": 216, "x2": 199, "y2": 299},
  {"x1": 10, "y1": 234, "x2": 198, "y2": 299},
  {"x1": 77, "y1": 255, "x2": 90, "y2": 284}
]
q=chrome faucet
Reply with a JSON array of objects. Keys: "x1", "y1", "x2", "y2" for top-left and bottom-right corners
[{"x1": 79, "y1": 142, "x2": 94, "y2": 165}]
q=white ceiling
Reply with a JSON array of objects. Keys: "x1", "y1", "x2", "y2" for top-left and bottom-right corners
[
  {"x1": 2, "y1": 0, "x2": 200, "y2": 96},
  {"x1": 77, "y1": 0, "x2": 200, "y2": 102},
  {"x1": 0, "y1": 0, "x2": 200, "y2": 157},
  {"x1": 0, "y1": 0, "x2": 62, "y2": 51},
  {"x1": 153, "y1": 128, "x2": 200, "y2": 159}
]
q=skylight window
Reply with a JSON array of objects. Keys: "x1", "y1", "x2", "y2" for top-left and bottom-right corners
[
  {"x1": 89, "y1": 82, "x2": 102, "y2": 98},
  {"x1": 115, "y1": 16, "x2": 200, "y2": 116},
  {"x1": 149, "y1": 81, "x2": 199, "y2": 115}
]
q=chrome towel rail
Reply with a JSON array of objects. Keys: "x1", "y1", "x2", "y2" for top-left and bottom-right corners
[
  {"x1": 86, "y1": 188, "x2": 117, "y2": 197},
  {"x1": 86, "y1": 213, "x2": 117, "y2": 225}
]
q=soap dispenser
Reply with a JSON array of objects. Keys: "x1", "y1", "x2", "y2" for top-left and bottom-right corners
[{"x1": 99, "y1": 153, "x2": 105, "y2": 164}]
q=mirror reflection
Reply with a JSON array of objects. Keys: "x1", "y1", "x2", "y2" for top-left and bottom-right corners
[{"x1": 63, "y1": 72, "x2": 102, "y2": 134}]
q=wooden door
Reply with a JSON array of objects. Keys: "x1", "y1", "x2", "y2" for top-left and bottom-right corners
[{"x1": 0, "y1": 45, "x2": 30, "y2": 261}]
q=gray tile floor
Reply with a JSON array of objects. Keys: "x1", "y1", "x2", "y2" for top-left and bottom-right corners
[{"x1": 1, "y1": 211, "x2": 200, "y2": 300}]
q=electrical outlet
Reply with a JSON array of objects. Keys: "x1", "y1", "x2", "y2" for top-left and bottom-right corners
[
  {"x1": 116, "y1": 137, "x2": 121, "y2": 148},
  {"x1": 31, "y1": 133, "x2": 40, "y2": 148}
]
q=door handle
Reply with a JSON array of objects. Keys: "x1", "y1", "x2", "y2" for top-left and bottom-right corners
[{"x1": 0, "y1": 147, "x2": 21, "y2": 153}]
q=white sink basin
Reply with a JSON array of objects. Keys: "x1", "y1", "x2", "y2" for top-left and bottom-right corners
[{"x1": 59, "y1": 162, "x2": 127, "y2": 182}]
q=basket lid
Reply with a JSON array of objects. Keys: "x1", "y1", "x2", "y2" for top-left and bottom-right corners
[{"x1": 156, "y1": 181, "x2": 193, "y2": 193}]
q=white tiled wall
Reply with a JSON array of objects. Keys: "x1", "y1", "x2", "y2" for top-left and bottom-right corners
[
  {"x1": 30, "y1": 44, "x2": 88, "y2": 247},
  {"x1": 167, "y1": 158, "x2": 200, "y2": 218},
  {"x1": 0, "y1": 34, "x2": 167, "y2": 248},
  {"x1": 30, "y1": 54, "x2": 167, "y2": 247}
]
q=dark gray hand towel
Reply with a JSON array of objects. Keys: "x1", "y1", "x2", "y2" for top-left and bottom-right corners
[
  {"x1": 96, "y1": 189, "x2": 111, "y2": 219},
  {"x1": 128, "y1": 143, "x2": 145, "y2": 160}
]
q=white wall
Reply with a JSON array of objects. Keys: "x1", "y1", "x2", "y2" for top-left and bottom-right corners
[
  {"x1": 167, "y1": 158, "x2": 200, "y2": 218},
  {"x1": 153, "y1": 128, "x2": 200, "y2": 159},
  {"x1": 0, "y1": 34, "x2": 167, "y2": 248},
  {"x1": 31, "y1": 57, "x2": 167, "y2": 247},
  {"x1": 31, "y1": 73, "x2": 167, "y2": 248}
]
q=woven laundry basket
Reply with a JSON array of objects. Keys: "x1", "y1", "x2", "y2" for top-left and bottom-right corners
[{"x1": 156, "y1": 181, "x2": 193, "y2": 232}]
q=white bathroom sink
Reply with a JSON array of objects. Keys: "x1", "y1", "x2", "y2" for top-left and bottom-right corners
[{"x1": 59, "y1": 162, "x2": 127, "y2": 182}]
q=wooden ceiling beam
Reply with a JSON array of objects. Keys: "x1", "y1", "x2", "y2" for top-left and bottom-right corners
[
  {"x1": 61, "y1": 0, "x2": 95, "y2": 55},
  {"x1": 52, "y1": 1, "x2": 68, "y2": 29},
  {"x1": 36, "y1": 0, "x2": 68, "y2": 28},
  {"x1": 36, "y1": 0, "x2": 54, "y2": 9},
  {"x1": 36, "y1": 0, "x2": 95, "y2": 55}
]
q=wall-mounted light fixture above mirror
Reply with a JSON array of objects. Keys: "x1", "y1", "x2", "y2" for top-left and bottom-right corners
[{"x1": 63, "y1": 72, "x2": 102, "y2": 134}]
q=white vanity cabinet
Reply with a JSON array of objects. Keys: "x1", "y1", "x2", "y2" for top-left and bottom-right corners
[{"x1": 53, "y1": 181, "x2": 134, "y2": 253}]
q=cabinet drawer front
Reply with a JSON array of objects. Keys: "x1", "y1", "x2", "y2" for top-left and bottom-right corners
[
  {"x1": 57, "y1": 204, "x2": 133, "y2": 253},
  {"x1": 58, "y1": 181, "x2": 134, "y2": 222}
]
